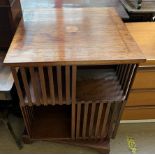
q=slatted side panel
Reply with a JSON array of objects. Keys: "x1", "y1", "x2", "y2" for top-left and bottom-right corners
[
  {"x1": 11, "y1": 66, "x2": 72, "y2": 106},
  {"x1": 116, "y1": 64, "x2": 138, "y2": 100},
  {"x1": 75, "y1": 101, "x2": 115, "y2": 139},
  {"x1": 112, "y1": 64, "x2": 139, "y2": 138}
]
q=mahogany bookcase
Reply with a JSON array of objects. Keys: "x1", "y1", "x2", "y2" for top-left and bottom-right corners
[{"x1": 4, "y1": 8, "x2": 145, "y2": 153}]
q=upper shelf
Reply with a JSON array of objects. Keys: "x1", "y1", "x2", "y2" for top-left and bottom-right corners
[{"x1": 4, "y1": 8, "x2": 145, "y2": 66}]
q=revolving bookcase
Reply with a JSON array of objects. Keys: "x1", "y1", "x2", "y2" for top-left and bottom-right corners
[{"x1": 4, "y1": 8, "x2": 145, "y2": 153}]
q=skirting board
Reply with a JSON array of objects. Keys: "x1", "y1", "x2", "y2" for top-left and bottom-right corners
[{"x1": 121, "y1": 119, "x2": 155, "y2": 123}]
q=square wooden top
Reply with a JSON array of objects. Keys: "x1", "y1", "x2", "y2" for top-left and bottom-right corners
[
  {"x1": 126, "y1": 22, "x2": 155, "y2": 66},
  {"x1": 4, "y1": 8, "x2": 145, "y2": 66}
]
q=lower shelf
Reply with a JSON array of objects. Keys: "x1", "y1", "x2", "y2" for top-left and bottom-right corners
[{"x1": 31, "y1": 105, "x2": 71, "y2": 139}]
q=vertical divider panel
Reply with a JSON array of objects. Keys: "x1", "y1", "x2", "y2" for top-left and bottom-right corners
[
  {"x1": 20, "y1": 67, "x2": 32, "y2": 106},
  {"x1": 39, "y1": 67, "x2": 48, "y2": 106},
  {"x1": 11, "y1": 67, "x2": 25, "y2": 106},
  {"x1": 57, "y1": 66, "x2": 63, "y2": 105},
  {"x1": 48, "y1": 66, "x2": 55, "y2": 105},
  {"x1": 72, "y1": 66, "x2": 77, "y2": 139},
  {"x1": 29, "y1": 67, "x2": 40, "y2": 106},
  {"x1": 66, "y1": 66, "x2": 70, "y2": 105}
]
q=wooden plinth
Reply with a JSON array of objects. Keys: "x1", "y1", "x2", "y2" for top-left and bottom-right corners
[{"x1": 22, "y1": 132, "x2": 110, "y2": 154}]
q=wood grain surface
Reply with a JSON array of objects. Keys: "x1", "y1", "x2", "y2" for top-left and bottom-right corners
[
  {"x1": 126, "y1": 22, "x2": 155, "y2": 66},
  {"x1": 4, "y1": 8, "x2": 145, "y2": 66}
]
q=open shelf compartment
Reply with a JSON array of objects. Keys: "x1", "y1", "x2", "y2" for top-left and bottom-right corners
[
  {"x1": 76, "y1": 64, "x2": 136, "y2": 102},
  {"x1": 24, "y1": 105, "x2": 72, "y2": 140}
]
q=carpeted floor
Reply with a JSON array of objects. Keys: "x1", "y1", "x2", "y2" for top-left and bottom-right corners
[{"x1": 0, "y1": 114, "x2": 155, "y2": 154}]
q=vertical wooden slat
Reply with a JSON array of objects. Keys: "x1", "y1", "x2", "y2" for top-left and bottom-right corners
[
  {"x1": 116, "y1": 65, "x2": 121, "y2": 76},
  {"x1": 72, "y1": 66, "x2": 77, "y2": 139},
  {"x1": 11, "y1": 67, "x2": 24, "y2": 106},
  {"x1": 101, "y1": 102, "x2": 112, "y2": 138},
  {"x1": 48, "y1": 67, "x2": 55, "y2": 105},
  {"x1": 76, "y1": 102, "x2": 81, "y2": 138},
  {"x1": 82, "y1": 102, "x2": 89, "y2": 138},
  {"x1": 29, "y1": 67, "x2": 40, "y2": 106},
  {"x1": 122, "y1": 64, "x2": 132, "y2": 92},
  {"x1": 119, "y1": 65, "x2": 125, "y2": 84},
  {"x1": 66, "y1": 66, "x2": 70, "y2": 105},
  {"x1": 120, "y1": 65, "x2": 126, "y2": 85},
  {"x1": 57, "y1": 66, "x2": 63, "y2": 105},
  {"x1": 112, "y1": 101, "x2": 124, "y2": 138},
  {"x1": 124, "y1": 64, "x2": 137, "y2": 97},
  {"x1": 89, "y1": 102, "x2": 96, "y2": 137},
  {"x1": 108, "y1": 102, "x2": 118, "y2": 138},
  {"x1": 20, "y1": 106, "x2": 31, "y2": 136},
  {"x1": 118, "y1": 65, "x2": 123, "y2": 81},
  {"x1": 21, "y1": 106, "x2": 31, "y2": 136},
  {"x1": 20, "y1": 67, "x2": 32, "y2": 106},
  {"x1": 26, "y1": 106, "x2": 32, "y2": 125},
  {"x1": 120, "y1": 64, "x2": 128, "y2": 88},
  {"x1": 39, "y1": 67, "x2": 47, "y2": 106},
  {"x1": 95, "y1": 102, "x2": 104, "y2": 137}
]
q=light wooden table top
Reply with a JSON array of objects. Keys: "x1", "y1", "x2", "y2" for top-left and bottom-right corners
[
  {"x1": 4, "y1": 8, "x2": 145, "y2": 66},
  {"x1": 126, "y1": 22, "x2": 155, "y2": 66}
]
